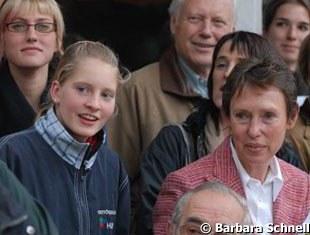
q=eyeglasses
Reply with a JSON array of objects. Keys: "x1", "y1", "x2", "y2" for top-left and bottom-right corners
[{"x1": 6, "y1": 22, "x2": 56, "y2": 33}]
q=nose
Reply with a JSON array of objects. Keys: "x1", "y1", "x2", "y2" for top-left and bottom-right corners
[
  {"x1": 26, "y1": 26, "x2": 38, "y2": 42},
  {"x1": 85, "y1": 95, "x2": 100, "y2": 110},
  {"x1": 200, "y1": 20, "x2": 212, "y2": 37},
  {"x1": 247, "y1": 118, "x2": 262, "y2": 138},
  {"x1": 287, "y1": 26, "x2": 297, "y2": 40},
  {"x1": 224, "y1": 64, "x2": 235, "y2": 79}
]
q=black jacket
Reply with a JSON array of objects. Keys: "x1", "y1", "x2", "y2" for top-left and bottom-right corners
[{"x1": 0, "y1": 57, "x2": 58, "y2": 137}]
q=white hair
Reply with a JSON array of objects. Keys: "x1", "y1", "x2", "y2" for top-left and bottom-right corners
[
  {"x1": 168, "y1": 0, "x2": 237, "y2": 25},
  {"x1": 171, "y1": 181, "x2": 251, "y2": 228}
]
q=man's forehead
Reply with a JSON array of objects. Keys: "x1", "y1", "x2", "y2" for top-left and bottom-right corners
[
  {"x1": 181, "y1": 0, "x2": 234, "y2": 11},
  {"x1": 181, "y1": 189, "x2": 244, "y2": 224},
  {"x1": 180, "y1": 0, "x2": 235, "y2": 19}
]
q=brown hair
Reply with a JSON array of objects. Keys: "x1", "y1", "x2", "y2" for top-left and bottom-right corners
[
  {"x1": 202, "y1": 31, "x2": 284, "y2": 133},
  {"x1": 298, "y1": 33, "x2": 310, "y2": 86},
  {"x1": 222, "y1": 57, "x2": 298, "y2": 119},
  {"x1": 263, "y1": 0, "x2": 310, "y2": 31}
]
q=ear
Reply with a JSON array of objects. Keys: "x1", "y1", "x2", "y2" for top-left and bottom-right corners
[
  {"x1": 170, "y1": 15, "x2": 177, "y2": 36},
  {"x1": 286, "y1": 105, "x2": 300, "y2": 129},
  {"x1": 167, "y1": 220, "x2": 174, "y2": 235},
  {"x1": 50, "y1": 80, "x2": 61, "y2": 104}
]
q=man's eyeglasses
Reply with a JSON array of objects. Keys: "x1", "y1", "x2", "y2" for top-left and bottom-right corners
[{"x1": 6, "y1": 22, "x2": 56, "y2": 33}]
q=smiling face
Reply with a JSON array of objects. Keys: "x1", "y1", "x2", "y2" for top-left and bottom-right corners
[
  {"x1": 264, "y1": 2, "x2": 310, "y2": 71},
  {"x1": 170, "y1": 0, "x2": 234, "y2": 76},
  {"x1": 51, "y1": 57, "x2": 118, "y2": 142},
  {"x1": 212, "y1": 40, "x2": 246, "y2": 109},
  {"x1": 3, "y1": 12, "x2": 57, "y2": 69},
  {"x1": 229, "y1": 84, "x2": 297, "y2": 169}
]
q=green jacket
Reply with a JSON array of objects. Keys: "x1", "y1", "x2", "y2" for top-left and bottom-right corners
[{"x1": 0, "y1": 161, "x2": 58, "y2": 235}]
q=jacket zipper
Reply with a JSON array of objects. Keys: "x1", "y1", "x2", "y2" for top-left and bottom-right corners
[{"x1": 80, "y1": 145, "x2": 92, "y2": 181}]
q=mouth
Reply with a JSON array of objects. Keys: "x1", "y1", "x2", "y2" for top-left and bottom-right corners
[
  {"x1": 21, "y1": 47, "x2": 42, "y2": 52},
  {"x1": 79, "y1": 114, "x2": 99, "y2": 123},
  {"x1": 281, "y1": 44, "x2": 298, "y2": 51},
  {"x1": 193, "y1": 42, "x2": 214, "y2": 51},
  {"x1": 245, "y1": 143, "x2": 266, "y2": 153}
]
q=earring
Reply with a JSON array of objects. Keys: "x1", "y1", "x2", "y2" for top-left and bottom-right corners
[{"x1": 52, "y1": 97, "x2": 59, "y2": 104}]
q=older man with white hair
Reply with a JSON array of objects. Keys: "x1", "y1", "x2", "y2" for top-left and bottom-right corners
[
  {"x1": 168, "y1": 182, "x2": 251, "y2": 235},
  {"x1": 108, "y1": 0, "x2": 236, "y2": 234}
]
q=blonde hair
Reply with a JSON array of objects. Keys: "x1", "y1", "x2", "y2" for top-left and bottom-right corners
[
  {"x1": 0, "y1": 0, "x2": 65, "y2": 60},
  {"x1": 39, "y1": 40, "x2": 129, "y2": 117}
]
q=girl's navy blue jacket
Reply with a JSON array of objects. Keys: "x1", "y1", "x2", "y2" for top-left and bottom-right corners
[{"x1": 0, "y1": 109, "x2": 130, "y2": 235}]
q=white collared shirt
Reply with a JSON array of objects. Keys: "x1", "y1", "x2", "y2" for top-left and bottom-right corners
[
  {"x1": 230, "y1": 139, "x2": 284, "y2": 234},
  {"x1": 297, "y1": 95, "x2": 309, "y2": 107},
  {"x1": 302, "y1": 213, "x2": 310, "y2": 224}
]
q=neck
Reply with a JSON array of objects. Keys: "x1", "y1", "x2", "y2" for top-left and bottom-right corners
[
  {"x1": 242, "y1": 161, "x2": 271, "y2": 183},
  {"x1": 179, "y1": 56, "x2": 211, "y2": 79},
  {"x1": 9, "y1": 62, "x2": 49, "y2": 112},
  {"x1": 197, "y1": 66, "x2": 211, "y2": 79},
  {"x1": 286, "y1": 61, "x2": 297, "y2": 72}
]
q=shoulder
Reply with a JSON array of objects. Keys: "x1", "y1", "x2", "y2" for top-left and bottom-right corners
[
  {"x1": 98, "y1": 145, "x2": 122, "y2": 162},
  {"x1": 0, "y1": 161, "x2": 58, "y2": 235},
  {"x1": 96, "y1": 145, "x2": 127, "y2": 170},
  {"x1": 155, "y1": 124, "x2": 186, "y2": 143},
  {"x1": 0, "y1": 127, "x2": 39, "y2": 150},
  {"x1": 95, "y1": 146, "x2": 129, "y2": 186},
  {"x1": 279, "y1": 159, "x2": 310, "y2": 212},
  {"x1": 164, "y1": 152, "x2": 215, "y2": 186},
  {"x1": 132, "y1": 62, "x2": 159, "y2": 78},
  {"x1": 143, "y1": 123, "x2": 189, "y2": 158},
  {"x1": 141, "y1": 123, "x2": 189, "y2": 167},
  {"x1": 123, "y1": 62, "x2": 160, "y2": 89},
  {"x1": 280, "y1": 159, "x2": 310, "y2": 185},
  {"x1": 163, "y1": 140, "x2": 231, "y2": 185}
]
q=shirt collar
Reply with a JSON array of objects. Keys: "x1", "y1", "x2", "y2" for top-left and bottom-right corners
[
  {"x1": 230, "y1": 138, "x2": 283, "y2": 201},
  {"x1": 35, "y1": 108, "x2": 102, "y2": 169},
  {"x1": 177, "y1": 56, "x2": 209, "y2": 98}
]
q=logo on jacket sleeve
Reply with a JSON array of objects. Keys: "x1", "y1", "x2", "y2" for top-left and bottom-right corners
[{"x1": 97, "y1": 209, "x2": 116, "y2": 230}]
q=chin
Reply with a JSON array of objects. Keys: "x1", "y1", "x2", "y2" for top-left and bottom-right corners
[{"x1": 73, "y1": 130, "x2": 98, "y2": 141}]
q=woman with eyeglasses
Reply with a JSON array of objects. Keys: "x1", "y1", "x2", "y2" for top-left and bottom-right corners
[{"x1": 0, "y1": 0, "x2": 65, "y2": 137}]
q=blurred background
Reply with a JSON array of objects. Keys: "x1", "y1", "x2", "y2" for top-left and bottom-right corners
[{"x1": 56, "y1": 0, "x2": 264, "y2": 71}]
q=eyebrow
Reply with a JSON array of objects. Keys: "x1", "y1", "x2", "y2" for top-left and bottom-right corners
[
  {"x1": 274, "y1": 17, "x2": 289, "y2": 21},
  {"x1": 11, "y1": 17, "x2": 53, "y2": 22},
  {"x1": 216, "y1": 55, "x2": 228, "y2": 61},
  {"x1": 185, "y1": 216, "x2": 205, "y2": 224},
  {"x1": 275, "y1": 17, "x2": 310, "y2": 25},
  {"x1": 216, "y1": 55, "x2": 245, "y2": 61}
]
